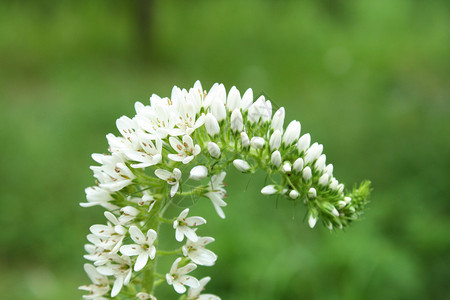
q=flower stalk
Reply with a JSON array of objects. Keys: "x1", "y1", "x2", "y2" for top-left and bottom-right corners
[{"x1": 79, "y1": 81, "x2": 371, "y2": 299}]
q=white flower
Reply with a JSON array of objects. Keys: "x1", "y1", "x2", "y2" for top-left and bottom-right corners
[
  {"x1": 261, "y1": 185, "x2": 277, "y2": 195},
  {"x1": 171, "y1": 98, "x2": 205, "y2": 136},
  {"x1": 174, "y1": 208, "x2": 206, "y2": 242},
  {"x1": 270, "y1": 151, "x2": 282, "y2": 167},
  {"x1": 187, "y1": 276, "x2": 220, "y2": 300},
  {"x1": 123, "y1": 133, "x2": 163, "y2": 168},
  {"x1": 283, "y1": 120, "x2": 301, "y2": 146},
  {"x1": 81, "y1": 186, "x2": 117, "y2": 211},
  {"x1": 104, "y1": 211, "x2": 127, "y2": 235},
  {"x1": 230, "y1": 108, "x2": 243, "y2": 132},
  {"x1": 79, "y1": 264, "x2": 110, "y2": 300},
  {"x1": 90, "y1": 154, "x2": 136, "y2": 192},
  {"x1": 240, "y1": 132, "x2": 250, "y2": 148},
  {"x1": 233, "y1": 159, "x2": 251, "y2": 172},
  {"x1": 136, "y1": 292, "x2": 157, "y2": 300},
  {"x1": 248, "y1": 96, "x2": 265, "y2": 123},
  {"x1": 166, "y1": 257, "x2": 200, "y2": 294},
  {"x1": 182, "y1": 236, "x2": 217, "y2": 266},
  {"x1": 205, "y1": 172, "x2": 227, "y2": 219},
  {"x1": 168, "y1": 135, "x2": 201, "y2": 164},
  {"x1": 207, "y1": 142, "x2": 221, "y2": 158},
  {"x1": 205, "y1": 113, "x2": 220, "y2": 136},
  {"x1": 119, "y1": 226, "x2": 157, "y2": 271},
  {"x1": 96, "y1": 255, "x2": 132, "y2": 297},
  {"x1": 118, "y1": 206, "x2": 140, "y2": 223},
  {"x1": 190, "y1": 165, "x2": 208, "y2": 181},
  {"x1": 326, "y1": 164, "x2": 334, "y2": 177},
  {"x1": 155, "y1": 168, "x2": 182, "y2": 197},
  {"x1": 329, "y1": 178, "x2": 339, "y2": 190},
  {"x1": 269, "y1": 130, "x2": 282, "y2": 151},
  {"x1": 271, "y1": 107, "x2": 285, "y2": 131},
  {"x1": 296, "y1": 133, "x2": 311, "y2": 153},
  {"x1": 250, "y1": 136, "x2": 265, "y2": 149},
  {"x1": 293, "y1": 158, "x2": 304, "y2": 173},
  {"x1": 134, "y1": 99, "x2": 176, "y2": 139},
  {"x1": 302, "y1": 166, "x2": 312, "y2": 181}
]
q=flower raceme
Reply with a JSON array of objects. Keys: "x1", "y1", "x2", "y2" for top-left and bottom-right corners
[{"x1": 80, "y1": 81, "x2": 371, "y2": 299}]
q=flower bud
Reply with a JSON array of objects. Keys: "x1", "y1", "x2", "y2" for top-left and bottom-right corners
[
  {"x1": 261, "y1": 185, "x2": 277, "y2": 195},
  {"x1": 344, "y1": 196, "x2": 352, "y2": 204},
  {"x1": 315, "y1": 154, "x2": 326, "y2": 172},
  {"x1": 248, "y1": 96, "x2": 265, "y2": 123},
  {"x1": 271, "y1": 151, "x2": 282, "y2": 167},
  {"x1": 282, "y1": 162, "x2": 292, "y2": 173},
  {"x1": 283, "y1": 120, "x2": 301, "y2": 146},
  {"x1": 241, "y1": 88, "x2": 253, "y2": 111},
  {"x1": 308, "y1": 208, "x2": 318, "y2": 228},
  {"x1": 338, "y1": 184, "x2": 344, "y2": 194},
  {"x1": 289, "y1": 190, "x2": 299, "y2": 199},
  {"x1": 302, "y1": 167, "x2": 312, "y2": 181},
  {"x1": 120, "y1": 206, "x2": 140, "y2": 216},
  {"x1": 189, "y1": 165, "x2": 208, "y2": 181},
  {"x1": 329, "y1": 178, "x2": 339, "y2": 190},
  {"x1": 207, "y1": 142, "x2": 221, "y2": 158},
  {"x1": 293, "y1": 158, "x2": 304, "y2": 173},
  {"x1": 271, "y1": 107, "x2": 285, "y2": 131},
  {"x1": 304, "y1": 143, "x2": 323, "y2": 164},
  {"x1": 337, "y1": 201, "x2": 347, "y2": 209},
  {"x1": 308, "y1": 187, "x2": 317, "y2": 198},
  {"x1": 325, "y1": 164, "x2": 334, "y2": 177},
  {"x1": 205, "y1": 113, "x2": 220, "y2": 136},
  {"x1": 269, "y1": 130, "x2": 282, "y2": 151},
  {"x1": 297, "y1": 133, "x2": 311, "y2": 153},
  {"x1": 227, "y1": 86, "x2": 241, "y2": 111},
  {"x1": 319, "y1": 173, "x2": 329, "y2": 186},
  {"x1": 230, "y1": 108, "x2": 243, "y2": 132},
  {"x1": 233, "y1": 159, "x2": 251, "y2": 172},
  {"x1": 211, "y1": 98, "x2": 226, "y2": 122},
  {"x1": 240, "y1": 132, "x2": 250, "y2": 148},
  {"x1": 261, "y1": 100, "x2": 272, "y2": 123},
  {"x1": 250, "y1": 137, "x2": 265, "y2": 149}
]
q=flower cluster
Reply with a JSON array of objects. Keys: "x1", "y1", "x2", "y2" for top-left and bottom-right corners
[{"x1": 79, "y1": 81, "x2": 370, "y2": 299}]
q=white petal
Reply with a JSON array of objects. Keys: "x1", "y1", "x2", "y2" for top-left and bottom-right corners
[
  {"x1": 129, "y1": 226, "x2": 146, "y2": 244},
  {"x1": 134, "y1": 253, "x2": 149, "y2": 271},
  {"x1": 120, "y1": 244, "x2": 141, "y2": 256}
]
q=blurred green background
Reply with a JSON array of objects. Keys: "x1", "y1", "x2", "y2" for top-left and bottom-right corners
[{"x1": 1, "y1": 0, "x2": 449, "y2": 299}]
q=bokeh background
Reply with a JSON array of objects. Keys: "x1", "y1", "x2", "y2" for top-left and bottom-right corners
[{"x1": 1, "y1": 0, "x2": 449, "y2": 299}]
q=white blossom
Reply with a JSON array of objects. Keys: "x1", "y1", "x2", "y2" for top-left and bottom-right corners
[
  {"x1": 96, "y1": 255, "x2": 132, "y2": 297},
  {"x1": 166, "y1": 257, "x2": 200, "y2": 294},
  {"x1": 187, "y1": 276, "x2": 220, "y2": 300},
  {"x1": 205, "y1": 172, "x2": 228, "y2": 219},
  {"x1": 302, "y1": 166, "x2": 312, "y2": 181},
  {"x1": 304, "y1": 142, "x2": 323, "y2": 164},
  {"x1": 182, "y1": 236, "x2": 217, "y2": 266},
  {"x1": 308, "y1": 188, "x2": 317, "y2": 198},
  {"x1": 240, "y1": 132, "x2": 250, "y2": 148},
  {"x1": 226, "y1": 86, "x2": 241, "y2": 111},
  {"x1": 240, "y1": 88, "x2": 253, "y2": 111},
  {"x1": 270, "y1": 151, "x2": 282, "y2": 167},
  {"x1": 120, "y1": 226, "x2": 157, "y2": 271},
  {"x1": 168, "y1": 135, "x2": 201, "y2": 164},
  {"x1": 174, "y1": 208, "x2": 206, "y2": 242},
  {"x1": 271, "y1": 107, "x2": 285, "y2": 132},
  {"x1": 269, "y1": 130, "x2": 282, "y2": 151},
  {"x1": 293, "y1": 158, "x2": 304, "y2": 173},
  {"x1": 319, "y1": 173, "x2": 329, "y2": 186},
  {"x1": 155, "y1": 168, "x2": 182, "y2": 197},
  {"x1": 230, "y1": 108, "x2": 243, "y2": 132},
  {"x1": 211, "y1": 98, "x2": 227, "y2": 122},
  {"x1": 79, "y1": 264, "x2": 110, "y2": 300},
  {"x1": 250, "y1": 136, "x2": 265, "y2": 149},
  {"x1": 296, "y1": 133, "x2": 311, "y2": 153},
  {"x1": 289, "y1": 190, "x2": 299, "y2": 199}
]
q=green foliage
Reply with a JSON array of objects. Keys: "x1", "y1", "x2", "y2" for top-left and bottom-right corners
[{"x1": 0, "y1": 0, "x2": 449, "y2": 299}]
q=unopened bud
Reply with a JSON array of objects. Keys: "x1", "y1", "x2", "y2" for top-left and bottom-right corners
[
  {"x1": 205, "y1": 113, "x2": 220, "y2": 136},
  {"x1": 308, "y1": 188, "x2": 317, "y2": 198},
  {"x1": 271, "y1": 151, "x2": 282, "y2": 167},
  {"x1": 282, "y1": 162, "x2": 292, "y2": 173},
  {"x1": 211, "y1": 98, "x2": 226, "y2": 122},
  {"x1": 207, "y1": 142, "x2": 221, "y2": 158},
  {"x1": 293, "y1": 158, "x2": 304, "y2": 173},
  {"x1": 302, "y1": 167, "x2": 312, "y2": 181},
  {"x1": 227, "y1": 86, "x2": 241, "y2": 111},
  {"x1": 250, "y1": 136, "x2": 265, "y2": 149},
  {"x1": 271, "y1": 107, "x2": 285, "y2": 131},
  {"x1": 283, "y1": 120, "x2": 301, "y2": 146},
  {"x1": 269, "y1": 130, "x2": 282, "y2": 151},
  {"x1": 230, "y1": 108, "x2": 243, "y2": 132},
  {"x1": 297, "y1": 133, "x2": 311, "y2": 153},
  {"x1": 319, "y1": 173, "x2": 329, "y2": 186},
  {"x1": 189, "y1": 165, "x2": 208, "y2": 181},
  {"x1": 233, "y1": 159, "x2": 251, "y2": 172},
  {"x1": 314, "y1": 154, "x2": 326, "y2": 172},
  {"x1": 289, "y1": 190, "x2": 299, "y2": 199},
  {"x1": 304, "y1": 143, "x2": 323, "y2": 164},
  {"x1": 240, "y1": 132, "x2": 250, "y2": 148},
  {"x1": 261, "y1": 185, "x2": 277, "y2": 195}
]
